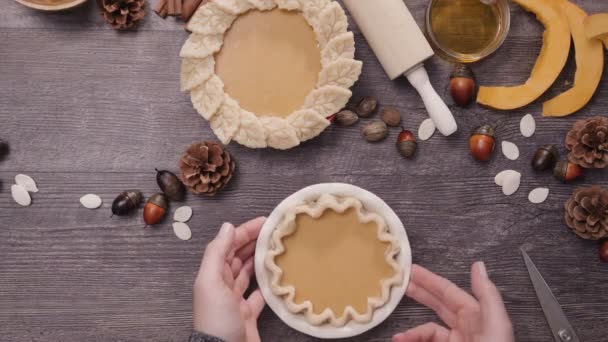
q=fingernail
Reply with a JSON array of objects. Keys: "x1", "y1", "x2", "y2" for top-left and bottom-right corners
[
  {"x1": 219, "y1": 222, "x2": 233, "y2": 235},
  {"x1": 477, "y1": 261, "x2": 488, "y2": 278}
]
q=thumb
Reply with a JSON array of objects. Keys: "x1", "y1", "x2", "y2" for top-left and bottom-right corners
[
  {"x1": 201, "y1": 223, "x2": 235, "y2": 277},
  {"x1": 471, "y1": 262, "x2": 513, "y2": 334}
]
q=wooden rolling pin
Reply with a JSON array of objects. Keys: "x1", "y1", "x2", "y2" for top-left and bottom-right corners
[{"x1": 343, "y1": 0, "x2": 457, "y2": 136}]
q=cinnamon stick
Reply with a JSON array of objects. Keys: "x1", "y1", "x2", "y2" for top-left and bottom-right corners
[
  {"x1": 182, "y1": 0, "x2": 205, "y2": 21},
  {"x1": 153, "y1": 0, "x2": 168, "y2": 18},
  {"x1": 174, "y1": 0, "x2": 182, "y2": 16},
  {"x1": 167, "y1": 0, "x2": 176, "y2": 16}
]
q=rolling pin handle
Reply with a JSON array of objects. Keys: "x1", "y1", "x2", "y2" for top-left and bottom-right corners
[{"x1": 405, "y1": 66, "x2": 458, "y2": 136}]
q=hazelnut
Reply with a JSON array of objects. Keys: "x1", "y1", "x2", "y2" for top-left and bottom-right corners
[
  {"x1": 356, "y1": 96, "x2": 378, "y2": 117},
  {"x1": 334, "y1": 110, "x2": 359, "y2": 126},
  {"x1": 362, "y1": 121, "x2": 388, "y2": 142},
  {"x1": 380, "y1": 107, "x2": 402, "y2": 127}
]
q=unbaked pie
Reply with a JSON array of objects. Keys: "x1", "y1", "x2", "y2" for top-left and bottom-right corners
[
  {"x1": 265, "y1": 194, "x2": 403, "y2": 326},
  {"x1": 180, "y1": 0, "x2": 362, "y2": 149}
]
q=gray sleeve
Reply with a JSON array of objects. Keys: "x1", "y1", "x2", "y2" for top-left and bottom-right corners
[{"x1": 188, "y1": 331, "x2": 226, "y2": 342}]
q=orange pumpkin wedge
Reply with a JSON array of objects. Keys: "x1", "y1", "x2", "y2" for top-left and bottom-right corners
[
  {"x1": 584, "y1": 13, "x2": 608, "y2": 49},
  {"x1": 543, "y1": 1, "x2": 604, "y2": 117},
  {"x1": 477, "y1": 0, "x2": 570, "y2": 110}
]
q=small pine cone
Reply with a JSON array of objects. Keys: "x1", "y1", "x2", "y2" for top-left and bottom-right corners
[
  {"x1": 564, "y1": 186, "x2": 608, "y2": 240},
  {"x1": 565, "y1": 116, "x2": 608, "y2": 169},
  {"x1": 98, "y1": 0, "x2": 146, "y2": 30},
  {"x1": 179, "y1": 141, "x2": 236, "y2": 196}
]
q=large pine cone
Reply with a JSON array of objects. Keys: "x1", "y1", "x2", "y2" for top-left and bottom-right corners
[
  {"x1": 98, "y1": 0, "x2": 146, "y2": 30},
  {"x1": 179, "y1": 142, "x2": 236, "y2": 196},
  {"x1": 565, "y1": 116, "x2": 608, "y2": 169},
  {"x1": 565, "y1": 186, "x2": 608, "y2": 240}
]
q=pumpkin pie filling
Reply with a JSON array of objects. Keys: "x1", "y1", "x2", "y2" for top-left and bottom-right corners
[
  {"x1": 274, "y1": 208, "x2": 396, "y2": 316},
  {"x1": 215, "y1": 9, "x2": 321, "y2": 118}
]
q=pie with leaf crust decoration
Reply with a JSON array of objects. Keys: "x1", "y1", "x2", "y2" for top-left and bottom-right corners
[
  {"x1": 180, "y1": 0, "x2": 362, "y2": 150},
  {"x1": 265, "y1": 194, "x2": 403, "y2": 326}
]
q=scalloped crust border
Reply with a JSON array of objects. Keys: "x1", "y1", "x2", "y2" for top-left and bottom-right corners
[
  {"x1": 264, "y1": 194, "x2": 404, "y2": 327},
  {"x1": 180, "y1": 0, "x2": 362, "y2": 150}
]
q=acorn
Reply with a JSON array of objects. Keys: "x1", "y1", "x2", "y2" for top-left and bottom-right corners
[
  {"x1": 469, "y1": 125, "x2": 495, "y2": 162},
  {"x1": 380, "y1": 107, "x2": 402, "y2": 127},
  {"x1": 600, "y1": 240, "x2": 608, "y2": 262},
  {"x1": 531, "y1": 145, "x2": 559, "y2": 171},
  {"x1": 0, "y1": 138, "x2": 8, "y2": 161},
  {"x1": 553, "y1": 160, "x2": 583, "y2": 182},
  {"x1": 334, "y1": 109, "x2": 359, "y2": 126},
  {"x1": 450, "y1": 64, "x2": 476, "y2": 107},
  {"x1": 111, "y1": 190, "x2": 142, "y2": 216},
  {"x1": 144, "y1": 193, "x2": 168, "y2": 226},
  {"x1": 356, "y1": 96, "x2": 378, "y2": 117},
  {"x1": 156, "y1": 169, "x2": 186, "y2": 202},
  {"x1": 396, "y1": 128, "x2": 417, "y2": 158},
  {"x1": 362, "y1": 121, "x2": 388, "y2": 142}
]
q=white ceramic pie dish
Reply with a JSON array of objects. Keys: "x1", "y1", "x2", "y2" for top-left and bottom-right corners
[{"x1": 254, "y1": 183, "x2": 412, "y2": 339}]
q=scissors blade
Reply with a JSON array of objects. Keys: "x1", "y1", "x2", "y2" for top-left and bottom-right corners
[{"x1": 521, "y1": 249, "x2": 580, "y2": 342}]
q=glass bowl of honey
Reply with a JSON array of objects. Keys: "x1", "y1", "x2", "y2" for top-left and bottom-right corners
[{"x1": 426, "y1": 0, "x2": 511, "y2": 63}]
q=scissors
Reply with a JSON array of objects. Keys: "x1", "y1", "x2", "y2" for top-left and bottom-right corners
[{"x1": 521, "y1": 249, "x2": 580, "y2": 342}]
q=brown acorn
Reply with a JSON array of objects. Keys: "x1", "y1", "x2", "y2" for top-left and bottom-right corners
[
  {"x1": 356, "y1": 96, "x2": 378, "y2": 117},
  {"x1": 554, "y1": 160, "x2": 584, "y2": 182},
  {"x1": 450, "y1": 64, "x2": 476, "y2": 107},
  {"x1": 469, "y1": 125, "x2": 495, "y2": 162},
  {"x1": 334, "y1": 109, "x2": 359, "y2": 126},
  {"x1": 380, "y1": 107, "x2": 402, "y2": 127},
  {"x1": 600, "y1": 240, "x2": 608, "y2": 262},
  {"x1": 531, "y1": 145, "x2": 559, "y2": 171},
  {"x1": 111, "y1": 190, "x2": 142, "y2": 216},
  {"x1": 396, "y1": 128, "x2": 417, "y2": 158},
  {"x1": 156, "y1": 169, "x2": 186, "y2": 202},
  {"x1": 362, "y1": 121, "x2": 388, "y2": 142},
  {"x1": 144, "y1": 193, "x2": 168, "y2": 225}
]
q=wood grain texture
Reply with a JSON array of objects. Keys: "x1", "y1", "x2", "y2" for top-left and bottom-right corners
[{"x1": 1, "y1": 0, "x2": 607, "y2": 341}]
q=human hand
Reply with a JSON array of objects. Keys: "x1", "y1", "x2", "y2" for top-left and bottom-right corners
[
  {"x1": 193, "y1": 217, "x2": 266, "y2": 342},
  {"x1": 393, "y1": 262, "x2": 514, "y2": 342}
]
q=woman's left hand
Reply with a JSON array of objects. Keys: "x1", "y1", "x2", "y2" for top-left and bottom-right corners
[{"x1": 193, "y1": 217, "x2": 267, "y2": 342}]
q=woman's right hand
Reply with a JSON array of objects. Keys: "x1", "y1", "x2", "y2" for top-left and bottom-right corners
[{"x1": 393, "y1": 262, "x2": 514, "y2": 342}]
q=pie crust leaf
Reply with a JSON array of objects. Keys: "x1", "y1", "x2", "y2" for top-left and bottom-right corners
[
  {"x1": 233, "y1": 110, "x2": 268, "y2": 148},
  {"x1": 210, "y1": 96, "x2": 242, "y2": 144},
  {"x1": 274, "y1": 0, "x2": 300, "y2": 10},
  {"x1": 259, "y1": 116, "x2": 301, "y2": 150},
  {"x1": 247, "y1": 0, "x2": 277, "y2": 11},
  {"x1": 287, "y1": 109, "x2": 330, "y2": 142},
  {"x1": 317, "y1": 58, "x2": 363, "y2": 89},
  {"x1": 314, "y1": 1, "x2": 348, "y2": 49},
  {"x1": 303, "y1": 85, "x2": 352, "y2": 118},
  {"x1": 214, "y1": 0, "x2": 255, "y2": 15},
  {"x1": 321, "y1": 31, "x2": 356, "y2": 67},
  {"x1": 180, "y1": 34, "x2": 224, "y2": 59},
  {"x1": 300, "y1": 0, "x2": 330, "y2": 26},
  {"x1": 187, "y1": 2, "x2": 237, "y2": 35},
  {"x1": 265, "y1": 194, "x2": 404, "y2": 327},
  {"x1": 191, "y1": 75, "x2": 225, "y2": 120},
  {"x1": 180, "y1": 56, "x2": 215, "y2": 92}
]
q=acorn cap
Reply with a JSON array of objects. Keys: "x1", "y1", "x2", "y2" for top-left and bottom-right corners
[
  {"x1": 451, "y1": 64, "x2": 474, "y2": 80},
  {"x1": 147, "y1": 193, "x2": 168, "y2": 209},
  {"x1": 472, "y1": 125, "x2": 495, "y2": 137}
]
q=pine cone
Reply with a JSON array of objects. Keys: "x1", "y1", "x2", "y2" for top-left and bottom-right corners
[
  {"x1": 179, "y1": 141, "x2": 236, "y2": 196},
  {"x1": 98, "y1": 0, "x2": 146, "y2": 30},
  {"x1": 565, "y1": 116, "x2": 608, "y2": 169},
  {"x1": 564, "y1": 186, "x2": 608, "y2": 240}
]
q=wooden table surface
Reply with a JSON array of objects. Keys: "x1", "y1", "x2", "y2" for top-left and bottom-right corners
[{"x1": 1, "y1": 0, "x2": 607, "y2": 341}]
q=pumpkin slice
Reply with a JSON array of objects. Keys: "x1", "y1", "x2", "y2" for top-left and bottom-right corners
[
  {"x1": 584, "y1": 13, "x2": 608, "y2": 49},
  {"x1": 543, "y1": 1, "x2": 604, "y2": 117},
  {"x1": 477, "y1": 0, "x2": 570, "y2": 110}
]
